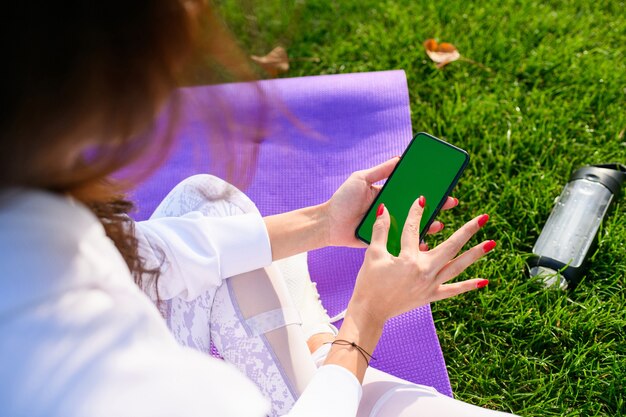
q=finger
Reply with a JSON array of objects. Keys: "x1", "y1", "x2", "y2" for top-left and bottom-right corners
[
  {"x1": 430, "y1": 214, "x2": 489, "y2": 264},
  {"x1": 399, "y1": 196, "x2": 425, "y2": 255},
  {"x1": 440, "y1": 196, "x2": 459, "y2": 211},
  {"x1": 370, "y1": 203, "x2": 390, "y2": 250},
  {"x1": 435, "y1": 240, "x2": 497, "y2": 284},
  {"x1": 419, "y1": 242, "x2": 429, "y2": 251},
  {"x1": 363, "y1": 157, "x2": 400, "y2": 184},
  {"x1": 430, "y1": 278, "x2": 490, "y2": 302},
  {"x1": 425, "y1": 221, "x2": 444, "y2": 235}
]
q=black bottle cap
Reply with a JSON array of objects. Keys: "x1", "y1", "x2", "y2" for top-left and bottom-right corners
[
  {"x1": 527, "y1": 254, "x2": 584, "y2": 287},
  {"x1": 569, "y1": 163, "x2": 626, "y2": 195}
]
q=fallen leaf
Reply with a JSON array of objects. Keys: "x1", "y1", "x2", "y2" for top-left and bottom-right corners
[
  {"x1": 423, "y1": 38, "x2": 461, "y2": 69},
  {"x1": 251, "y1": 46, "x2": 289, "y2": 77}
]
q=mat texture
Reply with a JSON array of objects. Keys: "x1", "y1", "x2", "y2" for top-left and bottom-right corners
[{"x1": 131, "y1": 70, "x2": 453, "y2": 397}]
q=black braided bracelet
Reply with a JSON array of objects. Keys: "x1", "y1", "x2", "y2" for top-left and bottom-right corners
[{"x1": 324, "y1": 339, "x2": 376, "y2": 365}]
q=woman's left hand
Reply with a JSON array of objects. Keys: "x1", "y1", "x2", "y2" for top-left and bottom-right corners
[{"x1": 324, "y1": 157, "x2": 459, "y2": 249}]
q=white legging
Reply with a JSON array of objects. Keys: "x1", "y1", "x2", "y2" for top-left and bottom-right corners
[{"x1": 148, "y1": 174, "x2": 518, "y2": 417}]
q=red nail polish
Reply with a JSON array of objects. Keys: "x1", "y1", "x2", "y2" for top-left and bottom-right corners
[
  {"x1": 418, "y1": 196, "x2": 425, "y2": 208},
  {"x1": 483, "y1": 240, "x2": 497, "y2": 253},
  {"x1": 477, "y1": 214, "x2": 490, "y2": 227},
  {"x1": 453, "y1": 198, "x2": 459, "y2": 205},
  {"x1": 440, "y1": 222, "x2": 445, "y2": 230},
  {"x1": 376, "y1": 203, "x2": 384, "y2": 217},
  {"x1": 476, "y1": 279, "x2": 489, "y2": 289}
]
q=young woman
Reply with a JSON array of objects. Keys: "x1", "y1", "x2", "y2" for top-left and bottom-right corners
[{"x1": 0, "y1": 2, "x2": 517, "y2": 416}]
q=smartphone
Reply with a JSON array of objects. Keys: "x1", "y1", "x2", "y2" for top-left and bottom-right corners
[{"x1": 355, "y1": 132, "x2": 469, "y2": 256}]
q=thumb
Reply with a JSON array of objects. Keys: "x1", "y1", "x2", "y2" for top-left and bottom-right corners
[
  {"x1": 370, "y1": 203, "x2": 390, "y2": 250},
  {"x1": 363, "y1": 157, "x2": 400, "y2": 184}
]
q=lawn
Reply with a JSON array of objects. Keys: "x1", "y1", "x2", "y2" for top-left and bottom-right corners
[{"x1": 215, "y1": 1, "x2": 626, "y2": 416}]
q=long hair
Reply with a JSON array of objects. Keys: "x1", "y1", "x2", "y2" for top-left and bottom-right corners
[{"x1": 0, "y1": 2, "x2": 257, "y2": 291}]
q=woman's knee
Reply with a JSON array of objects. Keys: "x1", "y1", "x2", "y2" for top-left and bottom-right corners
[{"x1": 153, "y1": 174, "x2": 259, "y2": 219}]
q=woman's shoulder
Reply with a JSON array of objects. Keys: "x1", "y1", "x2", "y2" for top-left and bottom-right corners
[
  {"x1": 0, "y1": 189, "x2": 269, "y2": 417},
  {"x1": 0, "y1": 188, "x2": 127, "y2": 313}
]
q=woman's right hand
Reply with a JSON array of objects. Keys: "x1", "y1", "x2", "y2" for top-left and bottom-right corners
[
  {"x1": 324, "y1": 196, "x2": 495, "y2": 383},
  {"x1": 347, "y1": 196, "x2": 496, "y2": 328}
]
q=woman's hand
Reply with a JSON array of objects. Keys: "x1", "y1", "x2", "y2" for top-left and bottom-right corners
[
  {"x1": 347, "y1": 197, "x2": 495, "y2": 327},
  {"x1": 264, "y1": 157, "x2": 457, "y2": 261},
  {"x1": 324, "y1": 157, "x2": 458, "y2": 248},
  {"x1": 324, "y1": 198, "x2": 494, "y2": 383}
]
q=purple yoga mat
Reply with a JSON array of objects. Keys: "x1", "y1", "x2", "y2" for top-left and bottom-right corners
[{"x1": 130, "y1": 70, "x2": 453, "y2": 397}]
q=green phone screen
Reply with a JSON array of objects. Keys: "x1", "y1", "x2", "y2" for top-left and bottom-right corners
[{"x1": 356, "y1": 133, "x2": 469, "y2": 256}]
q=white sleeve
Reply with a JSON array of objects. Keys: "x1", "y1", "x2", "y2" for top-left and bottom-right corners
[
  {"x1": 135, "y1": 211, "x2": 272, "y2": 301},
  {"x1": 286, "y1": 365, "x2": 363, "y2": 417}
]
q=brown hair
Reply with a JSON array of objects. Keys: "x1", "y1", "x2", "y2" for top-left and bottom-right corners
[{"x1": 0, "y1": 2, "x2": 257, "y2": 292}]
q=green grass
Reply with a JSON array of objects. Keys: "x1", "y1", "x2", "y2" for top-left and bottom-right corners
[{"x1": 215, "y1": 1, "x2": 626, "y2": 415}]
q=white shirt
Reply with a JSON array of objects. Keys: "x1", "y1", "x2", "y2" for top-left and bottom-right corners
[{"x1": 0, "y1": 189, "x2": 361, "y2": 417}]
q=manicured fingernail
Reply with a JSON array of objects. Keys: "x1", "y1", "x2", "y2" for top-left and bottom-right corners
[
  {"x1": 376, "y1": 203, "x2": 385, "y2": 217},
  {"x1": 440, "y1": 222, "x2": 445, "y2": 230},
  {"x1": 418, "y1": 196, "x2": 425, "y2": 208},
  {"x1": 483, "y1": 240, "x2": 497, "y2": 253},
  {"x1": 477, "y1": 214, "x2": 490, "y2": 227},
  {"x1": 477, "y1": 279, "x2": 489, "y2": 289},
  {"x1": 453, "y1": 197, "x2": 459, "y2": 206}
]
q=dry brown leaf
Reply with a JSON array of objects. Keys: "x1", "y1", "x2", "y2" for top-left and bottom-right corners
[
  {"x1": 423, "y1": 38, "x2": 461, "y2": 69},
  {"x1": 251, "y1": 46, "x2": 289, "y2": 77}
]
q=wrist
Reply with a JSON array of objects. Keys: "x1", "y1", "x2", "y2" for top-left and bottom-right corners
[
  {"x1": 345, "y1": 295, "x2": 387, "y2": 332},
  {"x1": 339, "y1": 303, "x2": 385, "y2": 356},
  {"x1": 263, "y1": 202, "x2": 331, "y2": 259},
  {"x1": 317, "y1": 201, "x2": 332, "y2": 247},
  {"x1": 323, "y1": 308, "x2": 383, "y2": 383}
]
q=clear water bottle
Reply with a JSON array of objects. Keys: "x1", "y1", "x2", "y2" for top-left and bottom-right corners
[{"x1": 528, "y1": 164, "x2": 626, "y2": 289}]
